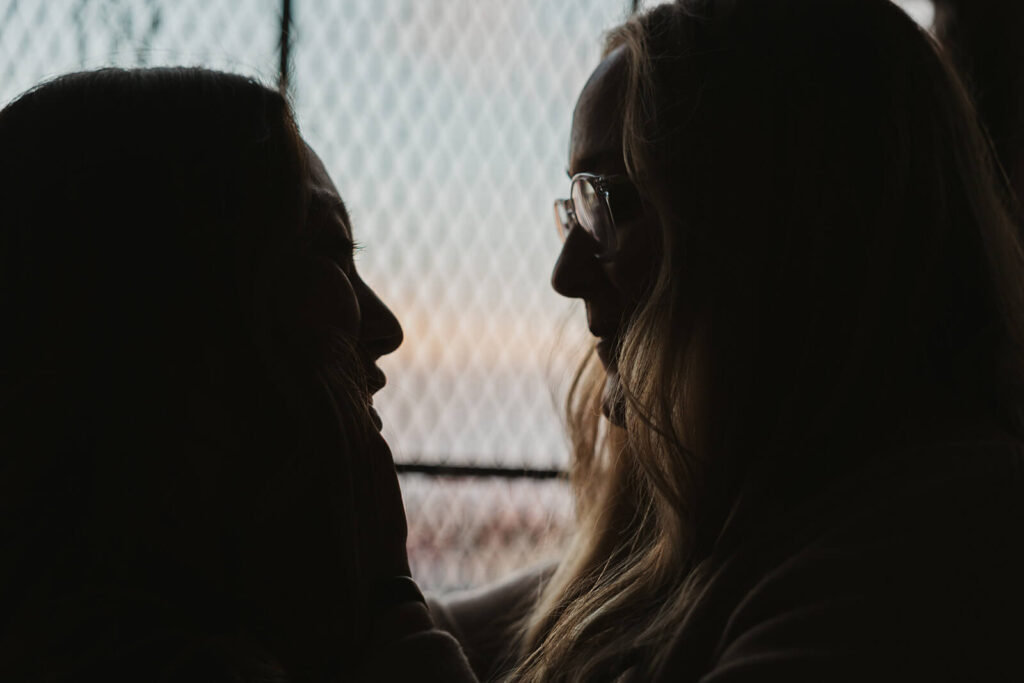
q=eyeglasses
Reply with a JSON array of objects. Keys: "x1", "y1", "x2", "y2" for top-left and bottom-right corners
[{"x1": 554, "y1": 173, "x2": 643, "y2": 259}]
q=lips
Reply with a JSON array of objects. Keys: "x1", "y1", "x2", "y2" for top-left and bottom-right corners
[
  {"x1": 593, "y1": 325, "x2": 622, "y2": 373},
  {"x1": 364, "y1": 363, "x2": 387, "y2": 431},
  {"x1": 366, "y1": 364, "x2": 387, "y2": 396},
  {"x1": 591, "y1": 329, "x2": 626, "y2": 425},
  {"x1": 594, "y1": 339, "x2": 626, "y2": 426}
]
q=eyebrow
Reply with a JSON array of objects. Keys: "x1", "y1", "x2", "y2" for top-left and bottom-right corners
[
  {"x1": 313, "y1": 226, "x2": 358, "y2": 261},
  {"x1": 311, "y1": 188, "x2": 352, "y2": 226},
  {"x1": 309, "y1": 190, "x2": 356, "y2": 253}
]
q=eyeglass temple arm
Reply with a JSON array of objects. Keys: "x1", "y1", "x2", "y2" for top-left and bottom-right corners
[{"x1": 605, "y1": 179, "x2": 644, "y2": 223}]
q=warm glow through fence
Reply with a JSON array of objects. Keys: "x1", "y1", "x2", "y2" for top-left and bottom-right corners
[{"x1": 0, "y1": 0, "x2": 935, "y2": 591}]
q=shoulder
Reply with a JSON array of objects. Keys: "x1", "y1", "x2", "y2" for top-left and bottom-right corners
[
  {"x1": 427, "y1": 561, "x2": 556, "y2": 681},
  {"x1": 658, "y1": 441, "x2": 1024, "y2": 682},
  {"x1": 0, "y1": 582, "x2": 287, "y2": 683}
]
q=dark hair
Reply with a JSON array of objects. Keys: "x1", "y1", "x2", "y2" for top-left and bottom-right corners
[
  {"x1": 518, "y1": 1, "x2": 1024, "y2": 679},
  {"x1": 0, "y1": 68, "x2": 375, "y2": 681}
]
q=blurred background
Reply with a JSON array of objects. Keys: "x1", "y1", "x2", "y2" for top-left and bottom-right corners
[{"x1": 1, "y1": 0, "x2": 935, "y2": 592}]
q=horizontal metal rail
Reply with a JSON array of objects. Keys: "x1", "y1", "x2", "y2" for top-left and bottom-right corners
[{"x1": 396, "y1": 463, "x2": 566, "y2": 479}]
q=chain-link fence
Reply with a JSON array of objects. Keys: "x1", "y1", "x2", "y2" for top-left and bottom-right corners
[
  {"x1": 290, "y1": 0, "x2": 634, "y2": 591},
  {"x1": 0, "y1": 0, "x2": 935, "y2": 592}
]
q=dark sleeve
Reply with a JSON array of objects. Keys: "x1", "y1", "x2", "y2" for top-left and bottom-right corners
[
  {"x1": 0, "y1": 593, "x2": 291, "y2": 683},
  {"x1": 366, "y1": 629, "x2": 479, "y2": 683},
  {"x1": 699, "y1": 450, "x2": 1024, "y2": 683},
  {"x1": 696, "y1": 545, "x2": 899, "y2": 683},
  {"x1": 426, "y1": 561, "x2": 556, "y2": 681}
]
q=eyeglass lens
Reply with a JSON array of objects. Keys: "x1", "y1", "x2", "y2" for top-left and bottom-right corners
[
  {"x1": 554, "y1": 200, "x2": 571, "y2": 241},
  {"x1": 571, "y1": 177, "x2": 613, "y2": 249}
]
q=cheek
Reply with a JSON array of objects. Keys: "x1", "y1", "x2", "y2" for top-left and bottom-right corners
[
  {"x1": 608, "y1": 226, "x2": 658, "y2": 304},
  {"x1": 295, "y1": 256, "x2": 361, "y2": 338}
]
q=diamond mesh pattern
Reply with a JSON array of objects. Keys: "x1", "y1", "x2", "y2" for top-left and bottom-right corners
[
  {"x1": 401, "y1": 474, "x2": 574, "y2": 591},
  {"x1": 0, "y1": 0, "x2": 280, "y2": 103},
  {"x1": 289, "y1": 0, "x2": 628, "y2": 590},
  {"x1": 0, "y1": 0, "x2": 934, "y2": 592},
  {"x1": 290, "y1": 0, "x2": 627, "y2": 471}
]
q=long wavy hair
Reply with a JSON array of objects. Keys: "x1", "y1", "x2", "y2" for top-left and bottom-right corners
[
  {"x1": 0, "y1": 68, "x2": 379, "y2": 681},
  {"x1": 514, "y1": 1, "x2": 1024, "y2": 680}
]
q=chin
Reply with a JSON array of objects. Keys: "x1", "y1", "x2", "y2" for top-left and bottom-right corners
[
  {"x1": 601, "y1": 371, "x2": 627, "y2": 427},
  {"x1": 368, "y1": 404, "x2": 383, "y2": 431}
]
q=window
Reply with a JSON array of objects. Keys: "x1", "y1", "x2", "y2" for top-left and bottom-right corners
[{"x1": 1, "y1": 0, "x2": 934, "y2": 592}]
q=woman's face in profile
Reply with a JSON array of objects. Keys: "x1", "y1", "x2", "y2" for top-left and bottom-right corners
[
  {"x1": 304, "y1": 144, "x2": 403, "y2": 428},
  {"x1": 551, "y1": 49, "x2": 655, "y2": 421}
]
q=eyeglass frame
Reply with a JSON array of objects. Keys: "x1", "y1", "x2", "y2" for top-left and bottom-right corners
[{"x1": 554, "y1": 172, "x2": 644, "y2": 260}]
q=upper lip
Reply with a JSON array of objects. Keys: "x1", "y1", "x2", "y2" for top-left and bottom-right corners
[{"x1": 366, "y1": 364, "x2": 387, "y2": 395}]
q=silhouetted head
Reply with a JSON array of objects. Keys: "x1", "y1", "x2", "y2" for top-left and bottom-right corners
[
  {"x1": 531, "y1": 1, "x2": 1024, "y2": 679},
  {"x1": 0, "y1": 67, "x2": 401, "y2": 680},
  {"x1": 552, "y1": 45, "x2": 655, "y2": 423},
  {"x1": 553, "y1": 0, "x2": 1024, "y2": 461}
]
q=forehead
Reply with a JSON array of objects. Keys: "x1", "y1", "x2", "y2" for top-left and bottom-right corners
[
  {"x1": 305, "y1": 143, "x2": 353, "y2": 240},
  {"x1": 569, "y1": 47, "x2": 628, "y2": 176}
]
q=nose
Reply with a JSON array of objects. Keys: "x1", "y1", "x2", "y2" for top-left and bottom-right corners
[
  {"x1": 551, "y1": 224, "x2": 605, "y2": 299},
  {"x1": 357, "y1": 282, "x2": 403, "y2": 360}
]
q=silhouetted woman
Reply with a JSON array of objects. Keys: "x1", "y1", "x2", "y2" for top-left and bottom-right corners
[
  {"x1": 430, "y1": 1, "x2": 1024, "y2": 681},
  {"x1": 0, "y1": 68, "x2": 453, "y2": 681}
]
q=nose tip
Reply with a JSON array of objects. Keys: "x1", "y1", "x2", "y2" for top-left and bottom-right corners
[
  {"x1": 361, "y1": 288, "x2": 403, "y2": 361},
  {"x1": 364, "y1": 309, "x2": 402, "y2": 359},
  {"x1": 377, "y1": 323, "x2": 403, "y2": 357},
  {"x1": 552, "y1": 225, "x2": 598, "y2": 299}
]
